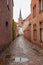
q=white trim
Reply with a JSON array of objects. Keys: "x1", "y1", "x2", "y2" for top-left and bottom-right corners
[
  {"x1": 7, "y1": 0, "x2": 9, "y2": 5},
  {"x1": 41, "y1": 0, "x2": 42, "y2": 10}
]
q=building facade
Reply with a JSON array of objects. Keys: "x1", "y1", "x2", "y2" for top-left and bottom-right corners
[
  {"x1": 23, "y1": 0, "x2": 43, "y2": 48},
  {"x1": 31, "y1": 0, "x2": 43, "y2": 47},
  {"x1": 23, "y1": 15, "x2": 31, "y2": 41},
  {"x1": 18, "y1": 9, "x2": 24, "y2": 35},
  {"x1": 18, "y1": 9, "x2": 23, "y2": 27},
  {"x1": 0, "y1": 0, "x2": 13, "y2": 49}
]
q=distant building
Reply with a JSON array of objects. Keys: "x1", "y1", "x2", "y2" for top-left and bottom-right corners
[
  {"x1": 23, "y1": 15, "x2": 31, "y2": 31},
  {"x1": 0, "y1": 0, "x2": 13, "y2": 49},
  {"x1": 18, "y1": 9, "x2": 23, "y2": 27},
  {"x1": 23, "y1": 15, "x2": 31, "y2": 41},
  {"x1": 18, "y1": 9, "x2": 23, "y2": 35}
]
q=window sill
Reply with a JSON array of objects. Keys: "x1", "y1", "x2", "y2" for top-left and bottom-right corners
[{"x1": 39, "y1": 10, "x2": 43, "y2": 13}]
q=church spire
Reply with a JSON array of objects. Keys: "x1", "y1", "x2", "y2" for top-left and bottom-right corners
[{"x1": 19, "y1": 9, "x2": 22, "y2": 18}]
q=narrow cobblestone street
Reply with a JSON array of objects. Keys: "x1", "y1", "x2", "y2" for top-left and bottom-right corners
[{"x1": 0, "y1": 36, "x2": 43, "y2": 65}]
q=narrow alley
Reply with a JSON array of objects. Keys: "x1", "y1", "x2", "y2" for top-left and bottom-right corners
[{"x1": 0, "y1": 36, "x2": 43, "y2": 65}]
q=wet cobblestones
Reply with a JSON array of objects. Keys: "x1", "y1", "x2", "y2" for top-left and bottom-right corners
[{"x1": 0, "y1": 36, "x2": 43, "y2": 65}]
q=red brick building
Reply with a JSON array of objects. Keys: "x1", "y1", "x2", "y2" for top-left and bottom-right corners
[
  {"x1": 24, "y1": 0, "x2": 43, "y2": 48},
  {"x1": 23, "y1": 15, "x2": 31, "y2": 41},
  {"x1": 31, "y1": 0, "x2": 43, "y2": 47},
  {"x1": 0, "y1": 0, "x2": 13, "y2": 49}
]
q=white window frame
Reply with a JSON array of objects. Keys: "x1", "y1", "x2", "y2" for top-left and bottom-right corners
[
  {"x1": 7, "y1": 0, "x2": 9, "y2": 5},
  {"x1": 40, "y1": 0, "x2": 43, "y2": 10}
]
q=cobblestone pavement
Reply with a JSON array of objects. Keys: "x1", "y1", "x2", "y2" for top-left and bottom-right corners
[{"x1": 0, "y1": 36, "x2": 43, "y2": 65}]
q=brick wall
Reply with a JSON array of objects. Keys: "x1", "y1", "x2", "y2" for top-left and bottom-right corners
[
  {"x1": 24, "y1": 0, "x2": 43, "y2": 48},
  {"x1": 0, "y1": 0, "x2": 13, "y2": 48},
  {"x1": 23, "y1": 15, "x2": 31, "y2": 41},
  {"x1": 31, "y1": 0, "x2": 43, "y2": 47}
]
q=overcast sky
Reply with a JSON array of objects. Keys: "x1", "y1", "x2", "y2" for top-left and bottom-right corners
[{"x1": 13, "y1": 0, "x2": 31, "y2": 22}]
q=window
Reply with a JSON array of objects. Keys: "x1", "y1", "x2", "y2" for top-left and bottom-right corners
[
  {"x1": 6, "y1": 21, "x2": 8, "y2": 28},
  {"x1": 33, "y1": 5, "x2": 36, "y2": 17},
  {"x1": 40, "y1": 22, "x2": 43, "y2": 42},
  {"x1": 39, "y1": 0, "x2": 43, "y2": 11},
  {"x1": 33, "y1": 24, "x2": 36, "y2": 29},
  {"x1": 7, "y1": 0, "x2": 10, "y2": 10},
  {"x1": 7, "y1": 0, "x2": 9, "y2": 5},
  {"x1": 33, "y1": 29, "x2": 37, "y2": 40},
  {"x1": 12, "y1": 0, "x2": 14, "y2": 6},
  {"x1": 33, "y1": 24, "x2": 37, "y2": 40}
]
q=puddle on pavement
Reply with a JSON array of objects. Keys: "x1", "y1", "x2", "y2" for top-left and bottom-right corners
[
  {"x1": 11, "y1": 57, "x2": 29, "y2": 62},
  {"x1": 5, "y1": 54, "x2": 29, "y2": 63}
]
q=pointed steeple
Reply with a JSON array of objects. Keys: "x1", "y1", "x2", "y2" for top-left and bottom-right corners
[{"x1": 19, "y1": 9, "x2": 22, "y2": 18}]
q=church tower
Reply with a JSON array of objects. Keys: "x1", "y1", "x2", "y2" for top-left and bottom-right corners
[
  {"x1": 18, "y1": 9, "x2": 23, "y2": 27},
  {"x1": 19, "y1": 9, "x2": 22, "y2": 18},
  {"x1": 18, "y1": 9, "x2": 23, "y2": 35}
]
